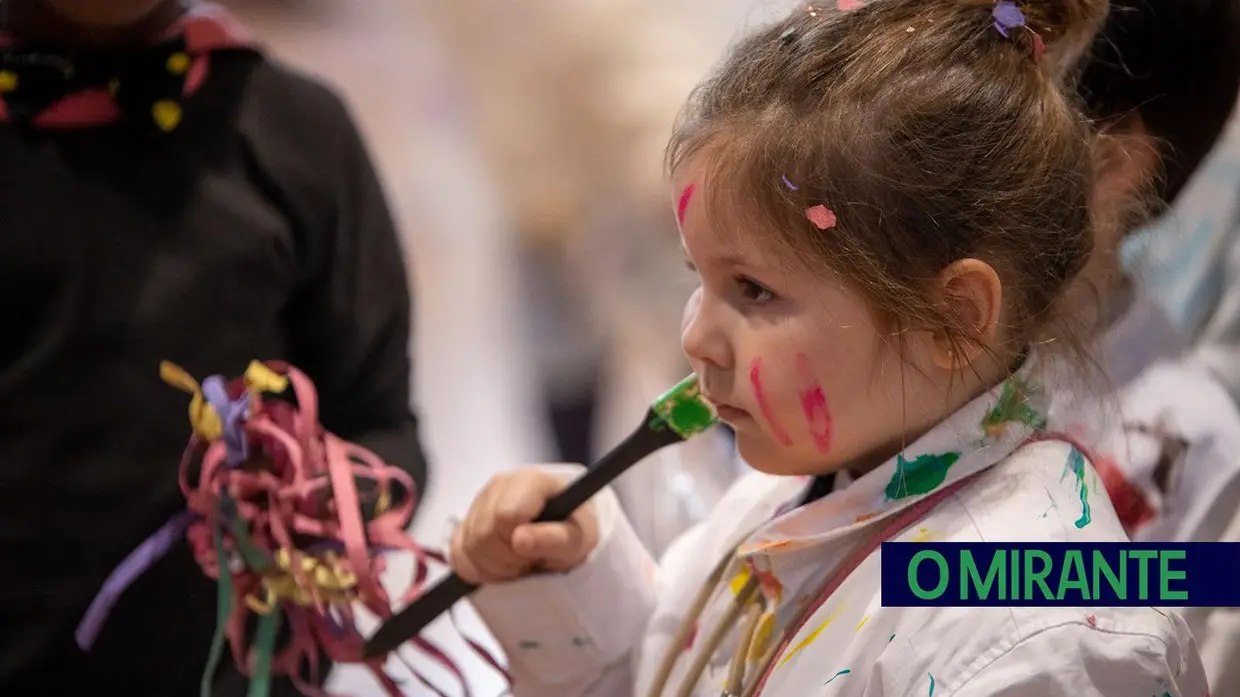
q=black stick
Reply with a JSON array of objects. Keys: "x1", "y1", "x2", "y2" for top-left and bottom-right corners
[{"x1": 362, "y1": 408, "x2": 686, "y2": 658}]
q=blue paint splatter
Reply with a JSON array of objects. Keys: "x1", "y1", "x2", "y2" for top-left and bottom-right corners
[
  {"x1": 928, "y1": 673, "x2": 936, "y2": 696},
  {"x1": 1060, "y1": 448, "x2": 1092, "y2": 528},
  {"x1": 825, "y1": 669, "x2": 851, "y2": 684}
]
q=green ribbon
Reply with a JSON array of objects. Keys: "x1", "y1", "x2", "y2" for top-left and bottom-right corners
[
  {"x1": 202, "y1": 523, "x2": 235, "y2": 697},
  {"x1": 248, "y1": 608, "x2": 282, "y2": 697}
]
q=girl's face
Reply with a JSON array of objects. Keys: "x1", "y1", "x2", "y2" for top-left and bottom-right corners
[{"x1": 674, "y1": 164, "x2": 968, "y2": 477}]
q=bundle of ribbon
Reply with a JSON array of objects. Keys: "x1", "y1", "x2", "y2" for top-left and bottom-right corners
[{"x1": 76, "y1": 360, "x2": 504, "y2": 697}]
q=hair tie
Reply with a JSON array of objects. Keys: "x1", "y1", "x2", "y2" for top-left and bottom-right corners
[{"x1": 992, "y1": 0, "x2": 1026, "y2": 38}]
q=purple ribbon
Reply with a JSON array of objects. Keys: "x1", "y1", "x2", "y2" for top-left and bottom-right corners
[
  {"x1": 75, "y1": 511, "x2": 195, "y2": 650},
  {"x1": 202, "y1": 375, "x2": 250, "y2": 466},
  {"x1": 992, "y1": 1, "x2": 1025, "y2": 38}
]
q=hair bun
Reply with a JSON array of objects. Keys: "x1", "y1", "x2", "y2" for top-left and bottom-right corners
[{"x1": 1020, "y1": 0, "x2": 1108, "y2": 76}]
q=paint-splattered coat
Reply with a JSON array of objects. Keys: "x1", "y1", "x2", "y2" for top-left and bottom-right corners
[{"x1": 470, "y1": 366, "x2": 1207, "y2": 697}]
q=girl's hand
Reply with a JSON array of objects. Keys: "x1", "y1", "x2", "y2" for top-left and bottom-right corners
[{"x1": 451, "y1": 468, "x2": 600, "y2": 584}]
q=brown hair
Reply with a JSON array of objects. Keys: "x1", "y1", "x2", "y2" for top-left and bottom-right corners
[{"x1": 668, "y1": 0, "x2": 1108, "y2": 364}]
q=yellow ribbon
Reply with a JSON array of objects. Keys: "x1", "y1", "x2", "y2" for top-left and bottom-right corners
[
  {"x1": 159, "y1": 360, "x2": 289, "y2": 441},
  {"x1": 245, "y1": 548, "x2": 358, "y2": 614},
  {"x1": 243, "y1": 361, "x2": 288, "y2": 395},
  {"x1": 159, "y1": 361, "x2": 222, "y2": 441}
]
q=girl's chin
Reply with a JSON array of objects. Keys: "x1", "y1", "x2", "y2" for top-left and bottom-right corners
[{"x1": 734, "y1": 434, "x2": 836, "y2": 478}]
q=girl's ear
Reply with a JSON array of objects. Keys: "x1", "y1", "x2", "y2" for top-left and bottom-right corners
[{"x1": 929, "y1": 258, "x2": 1004, "y2": 370}]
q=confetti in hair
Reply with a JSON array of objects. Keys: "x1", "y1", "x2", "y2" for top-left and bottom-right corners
[
  {"x1": 805, "y1": 204, "x2": 837, "y2": 230},
  {"x1": 837, "y1": 0, "x2": 864, "y2": 11},
  {"x1": 992, "y1": 1, "x2": 1026, "y2": 38},
  {"x1": 1030, "y1": 30, "x2": 1046, "y2": 60},
  {"x1": 781, "y1": 174, "x2": 799, "y2": 191}
]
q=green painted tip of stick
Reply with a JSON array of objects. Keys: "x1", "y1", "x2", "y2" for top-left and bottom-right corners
[{"x1": 651, "y1": 374, "x2": 717, "y2": 439}]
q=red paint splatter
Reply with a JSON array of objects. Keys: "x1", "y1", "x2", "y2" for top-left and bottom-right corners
[
  {"x1": 750, "y1": 358, "x2": 793, "y2": 446},
  {"x1": 796, "y1": 353, "x2": 832, "y2": 453},
  {"x1": 753, "y1": 566, "x2": 784, "y2": 599},
  {"x1": 1086, "y1": 615, "x2": 1096, "y2": 627},
  {"x1": 1094, "y1": 454, "x2": 1156, "y2": 534},
  {"x1": 677, "y1": 183, "x2": 696, "y2": 226},
  {"x1": 683, "y1": 622, "x2": 698, "y2": 652}
]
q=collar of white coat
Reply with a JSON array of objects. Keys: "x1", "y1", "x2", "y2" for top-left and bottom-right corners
[
  {"x1": 734, "y1": 354, "x2": 1050, "y2": 560},
  {"x1": 1097, "y1": 288, "x2": 1186, "y2": 388}
]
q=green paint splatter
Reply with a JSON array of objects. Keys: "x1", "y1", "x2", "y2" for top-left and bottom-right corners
[
  {"x1": 652, "y1": 375, "x2": 717, "y2": 438},
  {"x1": 980, "y1": 377, "x2": 1046, "y2": 438},
  {"x1": 825, "y1": 669, "x2": 851, "y2": 684},
  {"x1": 1060, "y1": 448, "x2": 1092, "y2": 528},
  {"x1": 885, "y1": 452, "x2": 960, "y2": 500},
  {"x1": 928, "y1": 673, "x2": 936, "y2": 696},
  {"x1": 517, "y1": 639, "x2": 540, "y2": 650},
  {"x1": 888, "y1": 633, "x2": 895, "y2": 643}
]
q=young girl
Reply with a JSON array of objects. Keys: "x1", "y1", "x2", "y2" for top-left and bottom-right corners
[
  {"x1": 0, "y1": 1, "x2": 426, "y2": 695},
  {"x1": 449, "y1": 1, "x2": 1205, "y2": 696}
]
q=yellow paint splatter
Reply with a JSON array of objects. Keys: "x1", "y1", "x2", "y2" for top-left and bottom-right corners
[
  {"x1": 0, "y1": 70, "x2": 18, "y2": 92},
  {"x1": 854, "y1": 511, "x2": 880, "y2": 524},
  {"x1": 908, "y1": 527, "x2": 939, "y2": 543},
  {"x1": 729, "y1": 567, "x2": 752, "y2": 595},
  {"x1": 778, "y1": 605, "x2": 844, "y2": 666},
  {"x1": 748, "y1": 611, "x2": 775, "y2": 662},
  {"x1": 856, "y1": 615, "x2": 870, "y2": 631}
]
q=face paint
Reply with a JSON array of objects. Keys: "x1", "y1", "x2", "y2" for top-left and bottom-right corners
[
  {"x1": 750, "y1": 358, "x2": 793, "y2": 446},
  {"x1": 677, "y1": 183, "x2": 696, "y2": 227},
  {"x1": 796, "y1": 353, "x2": 832, "y2": 453}
]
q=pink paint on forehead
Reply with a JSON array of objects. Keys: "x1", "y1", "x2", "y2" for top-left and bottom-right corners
[
  {"x1": 750, "y1": 358, "x2": 793, "y2": 447},
  {"x1": 796, "y1": 353, "x2": 833, "y2": 454},
  {"x1": 677, "y1": 183, "x2": 696, "y2": 226}
]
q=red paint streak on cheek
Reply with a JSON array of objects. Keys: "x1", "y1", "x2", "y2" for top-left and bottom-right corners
[
  {"x1": 750, "y1": 358, "x2": 793, "y2": 446},
  {"x1": 796, "y1": 353, "x2": 833, "y2": 453},
  {"x1": 677, "y1": 183, "x2": 696, "y2": 226}
]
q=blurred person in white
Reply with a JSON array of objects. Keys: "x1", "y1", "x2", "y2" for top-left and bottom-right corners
[
  {"x1": 1117, "y1": 25, "x2": 1240, "y2": 405},
  {"x1": 423, "y1": 0, "x2": 783, "y2": 555},
  {"x1": 1052, "y1": 0, "x2": 1240, "y2": 692}
]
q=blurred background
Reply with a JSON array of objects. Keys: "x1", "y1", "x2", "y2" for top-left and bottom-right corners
[
  {"x1": 213, "y1": 0, "x2": 1240, "y2": 694},
  {"x1": 214, "y1": 0, "x2": 776, "y2": 692}
]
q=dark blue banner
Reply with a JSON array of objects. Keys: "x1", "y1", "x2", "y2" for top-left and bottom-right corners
[{"x1": 880, "y1": 542, "x2": 1240, "y2": 607}]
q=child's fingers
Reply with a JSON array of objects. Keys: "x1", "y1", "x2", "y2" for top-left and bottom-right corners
[
  {"x1": 510, "y1": 521, "x2": 586, "y2": 570},
  {"x1": 491, "y1": 471, "x2": 569, "y2": 535},
  {"x1": 451, "y1": 522, "x2": 528, "y2": 584}
]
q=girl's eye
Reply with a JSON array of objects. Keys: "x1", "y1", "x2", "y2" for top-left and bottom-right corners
[{"x1": 737, "y1": 276, "x2": 776, "y2": 304}]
